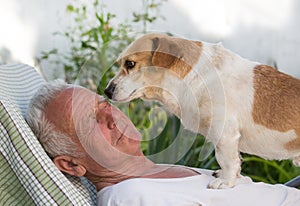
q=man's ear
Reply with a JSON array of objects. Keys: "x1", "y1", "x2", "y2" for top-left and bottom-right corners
[{"x1": 53, "y1": 155, "x2": 86, "y2": 177}]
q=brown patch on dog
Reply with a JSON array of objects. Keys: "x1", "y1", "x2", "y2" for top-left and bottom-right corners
[
  {"x1": 193, "y1": 41, "x2": 203, "y2": 48},
  {"x1": 121, "y1": 51, "x2": 153, "y2": 74},
  {"x1": 285, "y1": 130, "x2": 300, "y2": 150},
  {"x1": 252, "y1": 65, "x2": 300, "y2": 150},
  {"x1": 152, "y1": 37, "x2": 202, "y2": 78},
  {"x1": 143, "y1": 87, "x2": 164, "y2": 101}
]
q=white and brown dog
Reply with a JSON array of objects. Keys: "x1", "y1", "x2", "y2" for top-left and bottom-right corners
[{"x1": 104, "y1": 33, "x2": 300, "y2": 189}]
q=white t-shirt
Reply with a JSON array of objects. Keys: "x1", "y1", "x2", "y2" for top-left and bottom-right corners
[{"x1": 97, "y1": 167, "x2": 300, "y2": 206}]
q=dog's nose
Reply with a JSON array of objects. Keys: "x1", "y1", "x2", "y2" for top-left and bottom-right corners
[{"x1": 104, "y1": 82, "x2": 116, "y2": 99}]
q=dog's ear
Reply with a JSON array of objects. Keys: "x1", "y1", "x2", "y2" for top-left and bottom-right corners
[{"x1": 151, "y1": 37, "x2": 182, "y2": 69}]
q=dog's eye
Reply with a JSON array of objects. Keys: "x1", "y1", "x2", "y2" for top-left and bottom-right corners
[{"x1": 124, "y1": 60, "x2": 136, "y2": 70}]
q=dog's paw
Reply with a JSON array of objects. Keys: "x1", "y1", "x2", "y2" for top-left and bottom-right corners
[
  {"x1": 208, "y1": 178, "x2": 234, "y2": 189},
  {"x1": 212, "y1": 169, "x2": 222, "y2": 178},
  {"x1": 208, "y1": 175, "x2": 252, "y2": 189}
]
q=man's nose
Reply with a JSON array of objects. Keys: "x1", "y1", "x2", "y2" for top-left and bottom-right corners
[{"x1": 104, "y1": 82, "x2": 116, "y2": 99}]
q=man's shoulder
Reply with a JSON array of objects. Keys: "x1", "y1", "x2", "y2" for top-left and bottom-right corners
[{"x1": 97, "y1": 174, "x2": 212, "y2": 199}]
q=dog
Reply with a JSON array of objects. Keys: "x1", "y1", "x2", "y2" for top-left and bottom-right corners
[{"x1": 104, "y1": 33, "x2": 300, "y2": 189}]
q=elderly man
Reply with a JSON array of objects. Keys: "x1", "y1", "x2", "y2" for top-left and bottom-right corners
[{"x1": 26, "y1": 81, "x2": 300, "y2": 206}]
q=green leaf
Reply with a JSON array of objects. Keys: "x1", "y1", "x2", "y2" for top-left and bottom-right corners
[{"x1": 66, "y1": 4, "x2": 74, "y2": 12}]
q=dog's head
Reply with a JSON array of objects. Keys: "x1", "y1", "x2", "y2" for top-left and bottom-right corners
[{"x1": 104, "y1": 33, "x2": 202, "y2": 103}]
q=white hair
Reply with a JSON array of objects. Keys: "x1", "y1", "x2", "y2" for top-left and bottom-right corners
[{"x1": 26, "y1": 80, "x2": 84, "y2": 158}]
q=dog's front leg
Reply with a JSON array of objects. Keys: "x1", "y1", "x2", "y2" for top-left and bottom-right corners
[{"x1": 208, "y1": 126, "x2": 252, "y2": 189}]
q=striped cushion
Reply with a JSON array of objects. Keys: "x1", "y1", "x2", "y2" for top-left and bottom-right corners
[{"x1": 0, "y1": 64, "x2": 97, "y2": 205}]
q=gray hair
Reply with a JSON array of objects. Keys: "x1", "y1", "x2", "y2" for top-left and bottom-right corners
[{"x1": 26, "y1": 80, "x2": 84, "y2": 158}]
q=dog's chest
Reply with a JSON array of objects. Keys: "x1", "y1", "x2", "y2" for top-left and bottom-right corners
[{"x1": 169, "y1": 83, "x2": 217, "y2": 135}]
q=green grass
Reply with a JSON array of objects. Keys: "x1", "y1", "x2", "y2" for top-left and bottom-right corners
[{"x1": 242, "y1": 156, "x2": 300, "y2": 185}]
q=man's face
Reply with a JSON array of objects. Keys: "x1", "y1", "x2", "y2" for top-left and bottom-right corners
[
  {"x1": 46, "y1": 87, "x2": 143, "y2": 172},
  {"x1": 92, "y1": 95, "x2": 142, "y2": 155}
]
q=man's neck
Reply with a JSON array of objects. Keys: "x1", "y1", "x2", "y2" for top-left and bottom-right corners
[
  {"x1": 87, "y1": 157, "x2": 199, "y2": 191},
  {"x1": 86, "y1": 156, "x2": 158, "y2": 191}
]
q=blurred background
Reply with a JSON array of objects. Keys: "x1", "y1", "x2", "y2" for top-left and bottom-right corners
[{"x1": 1, "y1": 0, "x2": 299, "y2": 185}]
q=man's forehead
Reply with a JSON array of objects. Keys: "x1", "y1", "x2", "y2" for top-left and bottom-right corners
[
  {"x1": 45, "y1": 86, "x2": 106, "y2": 134},
  {"x1": 46, "y1": 87, "x2": 105, "y2": 119}
]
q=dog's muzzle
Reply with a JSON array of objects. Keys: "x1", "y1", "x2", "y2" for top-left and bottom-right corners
[{"x1": 104, "y1": 82, "x2": 116, "y2": 99}]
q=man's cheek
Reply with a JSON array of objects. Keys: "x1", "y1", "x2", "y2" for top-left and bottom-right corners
[{"x1": 93, "y1": 126, "x2": 112, "y2": 145}]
